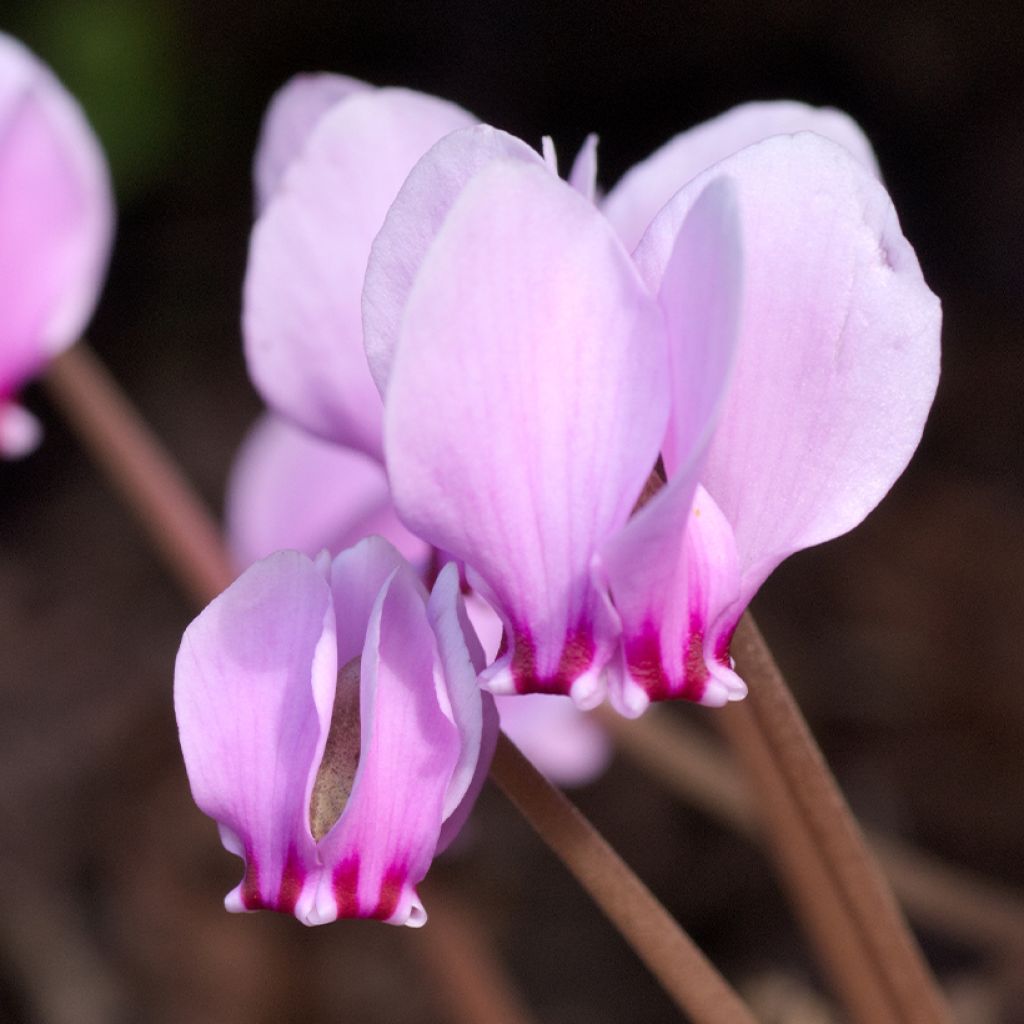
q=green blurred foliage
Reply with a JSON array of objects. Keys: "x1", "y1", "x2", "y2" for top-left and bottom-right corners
[{"x1": 11, "y1": 0, "x2": 184, "y2": 200}]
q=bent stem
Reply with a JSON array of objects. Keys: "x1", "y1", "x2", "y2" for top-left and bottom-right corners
[
  {"x1": 724, "y1": 614, "x2": 953, "y2": 1024},
  {"x1": 490, "y1": 733, "x2": 758, "y2": 1024},
  {"x1": 46, "y1": 342, "x2": 759, "y2": 1024}
]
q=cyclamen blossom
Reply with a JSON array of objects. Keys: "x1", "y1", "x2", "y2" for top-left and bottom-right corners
[
  {"x1": 174, "y1": 538, "x2": 497, "y2": 926},
  {"x1": 0, "y1": 33, "x2": 113, "y2": 456},
  {"x1": 368, "y1": 118, "x2": 940, "y2": 716},
  {"x1": 235, "y1": 75, "x2": 611, "y2": 784}
]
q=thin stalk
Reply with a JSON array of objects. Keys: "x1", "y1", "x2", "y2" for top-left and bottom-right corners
[
  {"x1": 44, "y1": 344, "x2": 236, "y2": 606},
  {"x1": 725, "y1": 614, "x2": 953, "y2": 1023},
  {"x1": 46, "y1": 341, "x2": 760, "y2": 1024},
  {"x1": 490, "y1": 733, "x2": 759, "y2": 1024},
  {"x1": 601, "y1": 707, "x2": 1024, "y2": 961}
]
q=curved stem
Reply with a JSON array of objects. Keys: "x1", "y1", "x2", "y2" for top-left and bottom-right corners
[{"x1": 490, "y1": 733, "x2": 759, "y2": 1024}]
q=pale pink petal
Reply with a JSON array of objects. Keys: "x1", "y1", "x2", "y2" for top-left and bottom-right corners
[
  {"x1": 314, "y1": 564, "x2": 461, "y2": 926},
  {"x1": 385, "y1": 160, "x2": 668, "y2": 707},
  {"x1": 634, "y1": 133, "x2": 941, "y2": 599},
  {"x1": 427, "y1": 564, "x2": 496, "y2": 823},
  {"x1": 568, "y1": 133, "x2": 599, "y2": 203},
  {"x1": 328, "y1": 535, "x2": 420, "y2": 666},
  {"x1": 362, "y1": 125, "x2": 541, "y2": 395},
  {"x1": 225, "y1": 413, "x2": 429, "y2": 570},
  {"x1": 604, "y1": 100, "x2": 880, "y2": 252},
  {"x1": 495, "y1": 694, "x2": 611, "y2": 787},
  {"x1": 253, "y1": 72, "x2": 369, "y2": 211},
  {"x1": 173, "y1": 551, "x2": 337, "y2": 922},
  {"x1": 244, "y1": 88, "x2": 475, "y2": 459},
  {"x1": 599, "y1": 179, "x2": 743, "y2": 715},
  {"x1": 0, "y1": 33, "x2": 112, "y2": 410}
]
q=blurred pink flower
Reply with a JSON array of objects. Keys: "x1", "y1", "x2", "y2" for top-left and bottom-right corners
[
  {"x1": 175, "y1": 539, "x2": 496, "y2": 926},
  {"x1": 0, "y1": 33, "x2": 113, "y2": 456},
  {"x1": 370, "y1": 115, "x2": 941, "y2": 716}
]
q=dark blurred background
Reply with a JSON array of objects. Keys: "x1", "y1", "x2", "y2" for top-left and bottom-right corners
[{"x1": 1, "y1": 1, "x2": 1022, "y2": 1021}]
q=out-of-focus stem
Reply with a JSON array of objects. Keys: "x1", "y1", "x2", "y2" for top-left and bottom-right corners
[
  {"x1": 490, "y1": 733, "x2": 759, "y2": 1024},
  {"x1": 601, "y1": 705, "x2": 1024, "y2": 963},
  {"x1": 44, "y1": 344, "x2": 236, "y2": 606},
  {"x1": 410, "y1": 888, "x2": 538, "y2": 1024},
  {"x1": 47, "y1": 342, "x2": 759, "y2": 1024},
  {"x1": 724, "y1": 614, "x2": 953, "y2": 1024}
]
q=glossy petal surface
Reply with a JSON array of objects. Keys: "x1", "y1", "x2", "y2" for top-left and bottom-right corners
[
  {"x1": 174, "y1": 551, "x2": 337, "y2": 921},
  {"x1": 226, "y1": 413, "x2": 428, "y2": 569},
  {"x1": 363, "y1": 125, "x2": 541, "y2": 395},
  {"x1": 385, "y1": 160, "x2": 668, "y2": 706},
  {"x1": 634, "y1": 133, "x2": 941, "y2": 597},
  {"x1": 604, "y1": 100, "x2": 880, "y2": 252},
  {"x1": 244, "y1": 88, "x2": 475, "y2": 458}
]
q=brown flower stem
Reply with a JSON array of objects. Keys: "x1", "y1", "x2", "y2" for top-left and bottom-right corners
[
  {"x1": 600, "y1": 706, "x2": 1024, "y2": 963},
  {"x1": 410, "y1": 886, "x2": 538, "y2": 1024},
  {"x1": 43, "y1": 344, "x2": 237, "y2": 606},
  {"x1": 490, "y1": 732, "x2": 759, "y2": 1024},
  {"x1": 46, "y1": 341, "x2": 759, "y2": 1023},
  {"x1": 723, "y1": 614, "x2": 953, "y2": 1023}
]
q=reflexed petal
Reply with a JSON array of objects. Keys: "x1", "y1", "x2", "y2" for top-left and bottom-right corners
[
  {"x1": 604, "y1": 100, "x2": 880, "y2": 252},
  {"x1": 386, "y1": 160, "x2": 668, "y2": 706},
  {"x1": 173, "y1": 551, "x2": 337, "y2": 921},
  {"x1": 363, "y1": 125, "x2": 541, "y2": 395},
  {"x1": 496, "y1": 694, "x2": 611, "y2": 786},
  {"x1": 0, "y1": 33, "x2": 113, "y2": 400},
  {"x1": 253, "y1": 72, "x2": 369, "y2": 211},
  {"x1": 314, "y1": 565, "x2": 461, "y2": 926},
  {"x1": 634, "y1": 133, "x2": 941, "y2": 598},
  {"x1": 244, "y1": 88, "x2": 475, "y2": 458},
  {"x1": 427, "y1": 563, "x2": 496, "y2": 824},
  {"x1": 225, "y1": 413, "x2": 429, "y2": 569},
  {"x1": 600, "y1": 180, "x2": 743, "y2": 714},
  {"x1": 328, "y1": 535, "x2": 420, "y2": 666},
  {"x1": 568, "y1": 133, "x2": 599, "y2": 203}
]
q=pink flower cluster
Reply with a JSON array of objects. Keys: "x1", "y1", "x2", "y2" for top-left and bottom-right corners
[{"x1": 175, "y1": 75, "x2": 940, "y2": 925}]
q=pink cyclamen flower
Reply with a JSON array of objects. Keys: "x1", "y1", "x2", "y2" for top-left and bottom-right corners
[
  {"x1": 175, "y1": 537, "x2": 497, "y2": 926},
  {"x1": 367, "y1": 114, "x2": 941, "y2": 717},
  {"x1": 0, "y1": 32, "x2": 113, "y2": 456},
  {"x1": 234, "y1": 75, "x2": 612, "y2": 784}
]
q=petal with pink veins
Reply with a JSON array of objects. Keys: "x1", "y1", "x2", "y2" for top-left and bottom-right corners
[
  {"x1": 385, "y1": 159, "x2": 668, "y2": 707},
  {"x1": 174, "y1": 551, "x2": 337, "y2": 922},
  {"x1": 634, "y1": 132, "x2": 941, "y2": 605}
]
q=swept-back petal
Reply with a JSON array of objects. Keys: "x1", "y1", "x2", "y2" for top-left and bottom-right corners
[
  {"x1": 244, "y1": 88, "x2": 475, "y2": 459},
  {"x1": 173, "y1": 551, "x2": 337, "y2": 921},
  {"x1": 600, "y1": 180, "x2": 744, "y2": 714},
  {"x1": 225, "y1": 413, "x2": 429, "y2": 570},
  {"x1": 253, "y1": 72, "x2": 369, "y2": 211},
  {"x1": 604, "y1": 100, "x2": 880, "y2": 252},
  {"x1": 0, "y1": 33, "x2": 113, "y2": 445},
  {"x1": 328, "y1": 535, "x2": 420, "y2": 666},
  {"x1": 634, "y1": 133, "x2": 941, "y2": 598},
  {"x1": 314, "y1": 565, "x2": 460, "y2": 926},
  {"x1": 362, "y1": 125, "x2": 542, "y2": 395},
  {"x1": 427, "y1": 563, "x2": 497, "y2": 827},
  {"x1": 385, "y1": 160, "x2": 668, "y2": 706}
]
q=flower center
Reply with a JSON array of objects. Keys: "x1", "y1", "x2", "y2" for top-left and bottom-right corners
[{"x1": 309, "y1": 656, "x2": 362, "y2": 841}]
